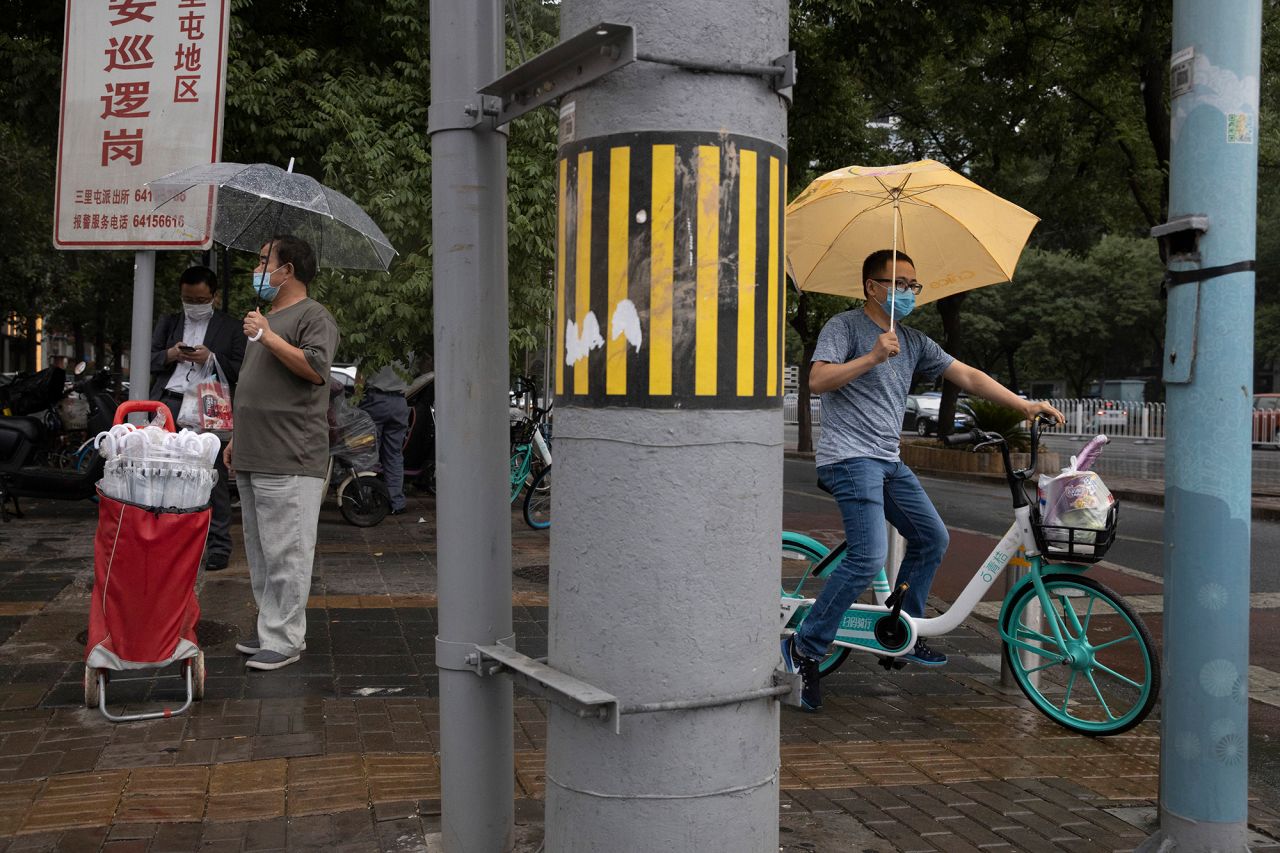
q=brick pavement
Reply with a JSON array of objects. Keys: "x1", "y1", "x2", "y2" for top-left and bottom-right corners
[{"x1": 0, "y1": 492, "x2": 1276, "y2": 851}]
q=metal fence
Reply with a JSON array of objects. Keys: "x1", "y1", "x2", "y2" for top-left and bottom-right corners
[
  {"x1": 782, "y1": 394, "x2": 823, "y2": 427},
  {"x1": 1039, "y1": 399, "x2": 1167, "y2": 441},
  {"x1": 784, "y1": 395, "x2": 1280, "y2": 450}
]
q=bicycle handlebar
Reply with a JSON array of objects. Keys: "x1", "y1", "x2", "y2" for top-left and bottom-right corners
[{"x1": 935, "y1": 413, "x2": 1057, "y2": 508}]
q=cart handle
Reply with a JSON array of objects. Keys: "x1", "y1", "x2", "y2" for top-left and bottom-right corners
[{"x1": 113, "y1": 400, "x2": 176, "y2": 430}]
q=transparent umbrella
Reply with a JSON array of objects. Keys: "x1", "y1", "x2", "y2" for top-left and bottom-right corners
[{"x1": 147, "y1": 160, "x2": 396, "y2": 271}]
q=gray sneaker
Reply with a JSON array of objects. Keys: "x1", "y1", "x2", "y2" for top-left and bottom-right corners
[
  {"x1": 245, "y1": 649, "x2": 301, "y2": 671},
  {"x1": 236, "y1": 636, "x2": 305, "y2": 655}
]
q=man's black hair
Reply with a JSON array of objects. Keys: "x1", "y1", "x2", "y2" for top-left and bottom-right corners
[
  {"x1": 270, "y1": 234, "x2": 318, "y2": 285},
  {"x1": 179, "y1": 265, "x2": 219, "y2": 295},
  {"x1": 861, "y1": 249, "x2": 915, "y2": 299}
]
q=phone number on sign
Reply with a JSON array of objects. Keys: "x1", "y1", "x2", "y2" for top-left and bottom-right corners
[{"x1": 131, "y1": 213, "x2": 186, "y2": 229}]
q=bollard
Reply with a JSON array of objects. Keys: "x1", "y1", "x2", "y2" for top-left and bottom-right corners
[
  {"x1": 885, "y1": 520, "x2": 905, "y2": 591},
  {"x1": 999, "y1": 562, "x2": 1041, "y2": 690}
]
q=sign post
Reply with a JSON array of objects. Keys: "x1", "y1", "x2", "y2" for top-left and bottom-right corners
[{"x1": 54, "y1": 0, "x2": 231, "y2": 397}]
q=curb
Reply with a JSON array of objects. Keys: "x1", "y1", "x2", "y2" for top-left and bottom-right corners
[{"x1": 783, "y1": 449, "x2": 1280, "y2": 522}]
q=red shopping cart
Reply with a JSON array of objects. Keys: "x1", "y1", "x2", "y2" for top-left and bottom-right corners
[{"x1": 83, "y1": 401, "x2": 209, "y2": 721}]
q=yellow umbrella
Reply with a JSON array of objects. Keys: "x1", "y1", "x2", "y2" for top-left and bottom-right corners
[{"x1": 786, "y1": 159, "x2": 1039, "y2": 314}]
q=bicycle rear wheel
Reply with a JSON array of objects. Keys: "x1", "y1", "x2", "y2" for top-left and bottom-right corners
[
  {"x1": 781, "y1": 538, "x2": 849, "y2": 678},
  {"x1": 1001, "y1": 573, "x2": 1159, "y2": 736},
  {"x1": 523, "y1": 464, "x2": 552, "y2": 529}
]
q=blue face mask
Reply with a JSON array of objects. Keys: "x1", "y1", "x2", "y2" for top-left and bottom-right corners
[
  {"x1": 880, "y1": 286, "x2": 915, "y2": 320},
  {"x1": 251, "y1": 267, "x2": 281, "y2": 302}
]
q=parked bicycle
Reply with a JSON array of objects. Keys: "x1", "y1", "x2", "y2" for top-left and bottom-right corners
[
  {"x1": 780, "y1": 415, "x2": 1159, "y2": 736},
  {"x1": 509, "y1": 377, "x2": 552, "y2": 498}
]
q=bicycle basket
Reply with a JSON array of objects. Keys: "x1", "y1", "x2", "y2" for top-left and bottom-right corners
[
  {"x1": 510, "y1": 416, "x2": 534, "y2": 448},
  {"x1": 1031, "y1": 501, "x2": 1120, "y2": 564}
]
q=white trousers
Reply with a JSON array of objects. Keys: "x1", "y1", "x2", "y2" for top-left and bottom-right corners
[{"x1": 239, "y1": 471, "x2": 326, "y2": 655}]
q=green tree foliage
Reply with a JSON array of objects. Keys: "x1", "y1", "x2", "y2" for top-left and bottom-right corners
[{"x1": 0, "y1": 0, "x2": 559, "y2": 377}]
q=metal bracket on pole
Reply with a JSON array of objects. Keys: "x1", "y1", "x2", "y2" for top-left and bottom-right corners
[
  {"x1": 427, "y1": 95, "x2": 505, "y2": 134},
  {"x1": 479, "y1": 22, "x2": 637, "y2": 126},
  {"x1": 1151, "y1": 214, "x2": 1210, "y2": 261},
  {"x1": 635, "y1": 50, "x2": 797, "y2": 105},
  {"x1": 474, "y1": 643, "x2": 622, "y2": 734}
]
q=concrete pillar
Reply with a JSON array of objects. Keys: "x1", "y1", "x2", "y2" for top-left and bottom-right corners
[{"x1": 545, "y1": 1, "x2": 788, "y2": 850}]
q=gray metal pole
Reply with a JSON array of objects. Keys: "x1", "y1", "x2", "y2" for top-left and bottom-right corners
[
  {"x1": 1138, "y1": 2, "x2": 1259, "y2": 849},
  {"x1": 128, "y1": 250, "x2": 155, "y2": 402},
  {"x1": 428, "y1": 3, "x2": 514, "y2": 851},
  {"x1": 546, "y1": 2, "x2": 788, "y2": 849}
]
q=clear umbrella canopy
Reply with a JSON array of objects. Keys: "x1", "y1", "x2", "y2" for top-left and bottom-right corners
[{"x1": 148, "y1": 162, "x2": 396, "y2": 271}]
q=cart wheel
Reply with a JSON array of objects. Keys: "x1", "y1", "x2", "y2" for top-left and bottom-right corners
[
  {"x1": 191, "y1": 651, "x2": 206, "y2": 700},
  {"x1": 83, "y1": 666, "x2": 100, "y2": 708}
]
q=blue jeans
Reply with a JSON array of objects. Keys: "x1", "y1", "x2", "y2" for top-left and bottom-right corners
[{"x1": 793, "y1": 457, "x2": 950, "y2": 660}]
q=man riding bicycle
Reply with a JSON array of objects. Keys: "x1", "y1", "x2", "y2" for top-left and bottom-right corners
[{"x1": 782, "y1": 249, "x2": 1064, "y2": 712}]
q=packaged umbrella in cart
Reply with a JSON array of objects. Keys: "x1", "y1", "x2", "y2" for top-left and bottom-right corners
[{"x1": 83, "y1": 401, "x2": 221, "y2": 721}]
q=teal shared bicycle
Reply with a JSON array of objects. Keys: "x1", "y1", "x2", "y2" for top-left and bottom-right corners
[{"x1": 781, "y1": 415, "x2": 1159, "y2": 736}]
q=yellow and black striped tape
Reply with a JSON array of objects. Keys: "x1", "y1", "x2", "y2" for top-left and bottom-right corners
[{"x1": 555, "y1": 131, "x2": 787, "y2": 409}]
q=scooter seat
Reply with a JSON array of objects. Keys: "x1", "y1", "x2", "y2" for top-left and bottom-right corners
[{"x1": 0, "y1": 416, "x2": 45, "y2": 446}]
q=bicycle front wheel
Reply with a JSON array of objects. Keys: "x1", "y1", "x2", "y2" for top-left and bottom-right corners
[
  {"x1": 523, "y1": 465, "x2": 552, "y2": 529},
  {"x1": 1001, "y1": 573, "x2": 1159, "y2": 736},
  {"x1": 781, "y1": 538, "x2": 849, "y2": 679}
]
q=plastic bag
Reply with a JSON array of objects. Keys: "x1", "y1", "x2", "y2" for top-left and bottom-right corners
[
  {"x1": 177, "y1": 354, "x2": 233, "y2": 432},
  {"x1": 1037, "y1": 436, "x2": 1115, "y2": 554},
  {"x1": 328, "y1": 389, "x2": 379, "y2": 471},
  {"x1": 198, "y1": 353, "x2": 234, "y2": 431}
]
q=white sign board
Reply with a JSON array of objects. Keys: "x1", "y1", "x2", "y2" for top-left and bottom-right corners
[{"x1": 53, "y1": 0, "x2": 230, "y2": 250}]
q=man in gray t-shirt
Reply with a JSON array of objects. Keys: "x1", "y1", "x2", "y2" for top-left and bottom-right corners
[
  {"x1": 226, "y1": 235, "x2": 339, "y2": 673},
  {"x1": 781, "y1": 250, "x2": 1063, "y2": 712}
]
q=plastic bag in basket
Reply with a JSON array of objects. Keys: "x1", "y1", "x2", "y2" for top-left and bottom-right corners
[{"x1": 1037, "y1": 471, "x2": 1114, "y2": 553}]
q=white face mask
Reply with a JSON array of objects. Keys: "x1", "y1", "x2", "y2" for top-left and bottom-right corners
[{"x1": 183, "y1": 302, "x2": 215, "y2": 321}]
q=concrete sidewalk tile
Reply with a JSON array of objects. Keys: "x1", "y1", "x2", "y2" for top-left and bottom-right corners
[
  {"x1": 149, "y1": 820, "x2": 202, "y2": 851},
  {"x1": 20, "y1": 770, "x2": 129, "y2": 834},
  {"x1": 0, "y1": 780, "x2": 40, "y2": 835},
  {"x1": 124, "y1": 765, "x2": 210, "y2": 795},
  {"x1": 116, "y1": 766, "x2": 209, "y2": 824},
  {"x1": 204, "y1": 790, "x2": 286, "y2": 823},
  {"x1": 865, "y1": 818, "x2": 943, "y2": 852},
  {"x1": 209, "y1": 758, "x2": 287, "y2": 795},
  {"x1": 935, "y1": 813, "x2": 1012, "y2": 848},
  {"x1": 286, "y1": 753, "x2": 368, "y2": 817},
  {"x1": 365, "y1": 754, "x2": 439, "y2": 803}
]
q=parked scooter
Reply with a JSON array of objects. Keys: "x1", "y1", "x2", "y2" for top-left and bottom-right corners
[
  {"x1": 402, "y1": 372, "x2": 435, "y2": 494},
  {"x1": 0, "y1": 364, "x2": 119, "y2": 520}
]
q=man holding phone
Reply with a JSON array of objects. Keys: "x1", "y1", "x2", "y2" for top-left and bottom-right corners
[{"x1": 150, "y1": 265, "x2": 246, "y2": 570}]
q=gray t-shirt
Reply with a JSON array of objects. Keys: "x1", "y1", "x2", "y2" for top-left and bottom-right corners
[
  {"x1": 234, "y1": 298, "x2": 340, "y2": 477},
  {"x1": 811, "y1": 310, "x2": 953, "y2": 466}
]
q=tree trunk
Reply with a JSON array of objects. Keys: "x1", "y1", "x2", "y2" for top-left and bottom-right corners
[
  {"x1": 936, "y1": 292, "x2": 967, "y2": 437},
  {"x1": 790, "y1": 291, "x2": 815, "y2": 453},
  {"x1": 24, "y1": 314, "x2": 38, "y2": 372},
  {"x1": 797, "y1": 339, "x2": 816, "y2": 453},
  {"x1": 1005, "y1": 347, "x2": 1019, "y2": 395},
  {"x1": 73, "y1": 324, "x2": 85, "y2": 364}
]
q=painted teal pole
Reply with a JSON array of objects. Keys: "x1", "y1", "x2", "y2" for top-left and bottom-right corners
[{"x1": 1140, "y1": 1, "x2": 1259, "y2": 849}]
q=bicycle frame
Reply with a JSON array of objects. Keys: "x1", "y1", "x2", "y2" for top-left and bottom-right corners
[{"x1": 785, "y1": 515, "x2": 1006, "y2": 646}]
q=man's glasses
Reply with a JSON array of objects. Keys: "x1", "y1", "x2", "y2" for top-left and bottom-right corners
[{"x1": 870, "y1": 277, "x2": 924, "y2": 295}]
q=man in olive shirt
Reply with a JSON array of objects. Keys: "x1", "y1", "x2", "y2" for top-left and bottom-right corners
[{"x1": 224, "y1": 235, "x2": 339, "y2": 671}]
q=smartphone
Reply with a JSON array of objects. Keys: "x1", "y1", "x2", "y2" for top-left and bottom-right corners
[{"x1": 178, "y1": 345, "x2": 197, "y2": 353}]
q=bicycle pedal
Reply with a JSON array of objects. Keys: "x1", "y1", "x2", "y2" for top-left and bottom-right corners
[{"x1": 877, "y1": 655, "x2": 908, "y2": 671}]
